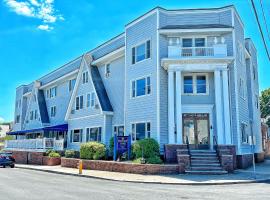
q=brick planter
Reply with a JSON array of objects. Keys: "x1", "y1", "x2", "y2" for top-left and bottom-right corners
[
  {"x1": 42, "y1": 156, "x2": 61, "y2": 166},
  {"x1": 61, "y1": 158, "x2": 180, "y2": 174}
]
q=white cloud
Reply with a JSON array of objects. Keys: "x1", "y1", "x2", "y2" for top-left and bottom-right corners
[
  {"x1": 4, "y1": 0, "x2": 34, "y2": 17},
  {"x1": 37, "y1": 24, "x2": 53, "y2": 31},
  {"x1": 4, "y1": 0, "x2": 64, "y2": 31}
]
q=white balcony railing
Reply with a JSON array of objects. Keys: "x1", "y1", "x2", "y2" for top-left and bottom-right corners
[
  {"x1": 5, "y1": 138, "x2": 64, "y2": 151},
  {"x1": 168, "y1": 44, "x2": 227, "y2": 58}
]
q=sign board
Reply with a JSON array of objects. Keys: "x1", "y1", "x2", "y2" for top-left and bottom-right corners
[{"x1": 113, "y1": 135, "x2": 131, "y2": 161}]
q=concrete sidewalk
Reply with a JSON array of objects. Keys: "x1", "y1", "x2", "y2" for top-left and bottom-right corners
[{"x1": 15, "y1": 159, "x2": 270, "y2": 185}]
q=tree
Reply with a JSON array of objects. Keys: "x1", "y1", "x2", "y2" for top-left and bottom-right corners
[{"x1": 260, "y1": 88, "x2": 270, "y2": 126}]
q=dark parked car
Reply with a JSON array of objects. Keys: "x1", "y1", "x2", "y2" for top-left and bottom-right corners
[{"x1": 0, "y1": 152, "x2": 15, "y2": 168}]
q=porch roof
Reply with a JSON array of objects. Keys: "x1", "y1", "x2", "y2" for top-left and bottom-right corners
[{"x1": 7, "y1": 124, "x2": 68, "y2": 135}]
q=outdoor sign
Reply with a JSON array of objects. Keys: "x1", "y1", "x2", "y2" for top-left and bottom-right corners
[{"x1": 113, "y1": 134, "x2": 131, "y2": 161}]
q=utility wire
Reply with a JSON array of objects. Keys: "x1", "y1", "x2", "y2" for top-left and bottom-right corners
[
  {"x1": 259, "y1": 0, "x2": 270, "y2": 42},
  {"x1": 250, "y1": 0, "x2": 270, "y2": 61}
]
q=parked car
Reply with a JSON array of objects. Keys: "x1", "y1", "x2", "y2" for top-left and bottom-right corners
[{"x1": 0, "y1": 152, "x2": 15, "y2": 168}]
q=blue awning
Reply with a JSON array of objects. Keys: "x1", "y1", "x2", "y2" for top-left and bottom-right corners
[{"x1": 7, "y1": 124, "x2": 68, "y2": 135}]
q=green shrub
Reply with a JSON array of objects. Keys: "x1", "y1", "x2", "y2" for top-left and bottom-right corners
[
  {"x1": 132, "y1": 138, "x2": 160, "y2": 159},
  {"x1": 48, "y1": 152, "x2": 61, "y2": 158},
  {"x1": 147, "y1": 156, "x2": 163, "y2": 164},
  {"x1": 109, "y1": 136, "x2": 114, "y2": 155},
  {"x1": 45, "y1": 149, "x2": 55, "y2": 156},
  {"x1": 65, "y1": 150, "x2": 76, "y2": 158},
  {"x1": 80, "y1": 142, "x2": 106, "y2": 160}
]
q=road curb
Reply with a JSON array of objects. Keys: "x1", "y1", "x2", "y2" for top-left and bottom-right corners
[{"x1": 15, "y1": 166, "x2": 270, "y2": 186}]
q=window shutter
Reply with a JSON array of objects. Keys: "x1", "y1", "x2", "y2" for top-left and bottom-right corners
[
  {"x1": 80, "y1": 129, "x2": 83, "y2": 142},
  {"x1": 146, "y1": 40, "x2": 151, "y2": 58},
  {"x1": 132, "y1": 47, "x2": 135, "y2": 64},
  {"x1": 98, "y1": 127, "x2": 102, "y2": 142}
]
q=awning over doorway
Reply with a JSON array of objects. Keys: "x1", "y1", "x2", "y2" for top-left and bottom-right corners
[{"x1": 7, "y1": 124, "x2": 68, "y2": 135}]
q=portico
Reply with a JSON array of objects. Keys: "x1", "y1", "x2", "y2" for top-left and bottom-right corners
[{"x1": 163, "y1": 59, "x2": 233, "y2": 149}]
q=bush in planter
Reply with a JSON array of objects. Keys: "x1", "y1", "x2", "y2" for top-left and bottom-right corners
[
  {"x1": 147, "y1": 156, "x2": 163, "y2": 164},
  {"x1": 45, "y1": 149, "x2": 55, "y2": 156},
  {"x1": 132, "y1": 138, "x2": 160, "y2": 159},
  {"x1": 80, "y1": 142, "x2": 106, "y2": 160},
  {"x1": 109, "y1": 136, "x2": 114, "y2": 156},
  {"x1": 48, "y1": 152, "x2": 61, "y2": 158},
  {"x1": 65, "y1": 150, "x2": 76, "y2": 158}
]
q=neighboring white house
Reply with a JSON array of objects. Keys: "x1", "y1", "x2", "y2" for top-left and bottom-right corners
[
  {"x1": 0, "y1": 124, "x2": 11, "y2": 138},
  {"x1": 6, "y1": 5, "x2": 263, "y2": 168}
]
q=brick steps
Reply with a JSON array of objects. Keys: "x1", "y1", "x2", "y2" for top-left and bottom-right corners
[{"x1": 186, "y1": 149, "x2": 227, "y2": 175}]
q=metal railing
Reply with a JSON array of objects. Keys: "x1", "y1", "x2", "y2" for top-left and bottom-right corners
[
  {"x1": 5, "y1": 138, "x2": 64, "y2": 151},
  {"x1": 181, "y1": 47, "x2": 214, "y2": 57},
  {"x1": 213, "y1": 135, "x2": 221, "y2": 162},
  {"x1": 185, "y1": 136, "x2": 191, "y2": 168}
]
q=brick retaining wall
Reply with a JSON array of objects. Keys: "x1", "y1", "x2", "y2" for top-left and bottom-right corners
[{"x1": 61, "y1": 158, "x2": 181, "y2": 174}]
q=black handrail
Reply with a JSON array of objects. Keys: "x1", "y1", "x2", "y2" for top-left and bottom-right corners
[
  {"x1": 213, "y1": 135, "x2": 221, "y2": 162},
  {"x1": 186, "y1": 136, "x2": 191, "y2": 168}
]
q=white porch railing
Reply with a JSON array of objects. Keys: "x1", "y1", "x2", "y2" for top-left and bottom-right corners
[
  {"x1": 168, "y1": 44, "x2": 227, "y2": 58},
  {"x1": 4, "y1": 138, "x2": 64, "y2": 151}
]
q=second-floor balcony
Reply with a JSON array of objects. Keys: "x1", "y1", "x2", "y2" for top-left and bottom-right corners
[{"x1": 168, "y1": 44, "x2": 227, "y2": 59}]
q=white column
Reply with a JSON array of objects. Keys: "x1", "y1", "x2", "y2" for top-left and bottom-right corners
[
  {"x1": 222, "y1": 69, "x2": 232, "y2": 144},
  {"x1": 214, "y1": 70, "x2": 224, "y2": 144},
  {"x1": 176, "y1": 70, "x2": 182, "y2": 144},
  {"x1": 168, "y1": 70, "x2": 175, "y2": 144}
]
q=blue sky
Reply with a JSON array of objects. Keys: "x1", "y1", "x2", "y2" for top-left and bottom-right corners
[{"x1": 0, "y1": 0, "x2": 270, "y2": 122}]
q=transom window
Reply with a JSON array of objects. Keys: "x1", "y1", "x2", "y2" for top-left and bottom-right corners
[
  {"x1": 183, "y1": 74, "x2": 208, "y2": 95},
  {"x1": 69, "y1": 78, "x2": 76, "y2": 92},
  {"x1": 75, "y1": 95, "x2": 84, "y2": 110},
  {"x1": 86, "y1": 127, "x2": 101, "y2": 142},
  {"x1": 132, "y1": 40, "x2": 151, "y2": 64},
  {"x1": 114, "y1": 125, "x2": 124, "y2": 136},
  {"x1": 82, "y1": 71, "x2": 89, "y2": 84},
  {"x1": 131, "y1": 76, "x2": 151, "y2": 97},
  {"x1": 131, "y1": 122, "x2": 151, "y2": 141},
  {"x1": 70, "y1": 129, "x2": 83, "y2": 143}
]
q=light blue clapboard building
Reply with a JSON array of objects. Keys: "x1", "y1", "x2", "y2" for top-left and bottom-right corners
[{"x1": 8, "y1": 5, "x2": 263, "y2": 166}]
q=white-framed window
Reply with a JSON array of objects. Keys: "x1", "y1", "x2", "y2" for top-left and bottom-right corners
[
  {"x1": 86, "y1": 127, "x2": 102, "y2": 142},
  {"x1": 239, "y1": 78, "x2": 246, "y2": 99},
  {"x1": 113, "y1": 125, "x2": 124, "y2": 136},
  {"x1": 91, "y1": 92, "x2": 95, "y2": 107},
  {"x1": 183, "y1": 74, "x2": 208, "y2": 95},
  {"x1": 50, "y1": 106, "x2": 56, "y2": 117},
  {"x1": 15, "y1": 115, "x2": 20, "y2": 123},
  {"x1": 75, "y1": 95, "x2": 84, "y2": 110},
  {"x1": 131, "y1": 76, "x2": 151, "y2": 98},
  {"x1": 241, "y1": 123, "x2": 248, "y2": 143},
  {"x1": 34, "y1": 110, "x2": 38, "y2": 120},
  {"x1": 46, "y1": 86, "x2": 57, "y2": 98},
  {"x1": 30, "y1": 111, "x2": 34, "y2": 120},
  {"x1": 70, "y1": 129, "x2": 83, "y2": 143},
  {"x1": 132, "y1": 40, "x2": 151, "y2": 64},
  {"x1": 69, "y1": 78, "x2": 76, "y2": 92},
  {"x1": 131, "y1": 122, "x2": 151, "y2": 141},
  {"x1": 82, "y1": 71, "x2": 89, "y2": 84},
  {"x1": 105, "y1": 63, "x2": 111, "y2": 78}
]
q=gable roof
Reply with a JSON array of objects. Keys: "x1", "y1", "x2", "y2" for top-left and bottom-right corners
[{"x1": 37, "y1": 90, "x2": 50, "y2": 124}]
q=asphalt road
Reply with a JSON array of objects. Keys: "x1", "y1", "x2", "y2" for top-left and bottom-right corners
[{"x1": 0, "y1": 168, "x2": 270, "y2": 200}]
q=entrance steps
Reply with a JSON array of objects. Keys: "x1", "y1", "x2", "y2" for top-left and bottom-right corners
[{"x1": 185, "y1": 149, "x2": 227, "y2": 175}]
